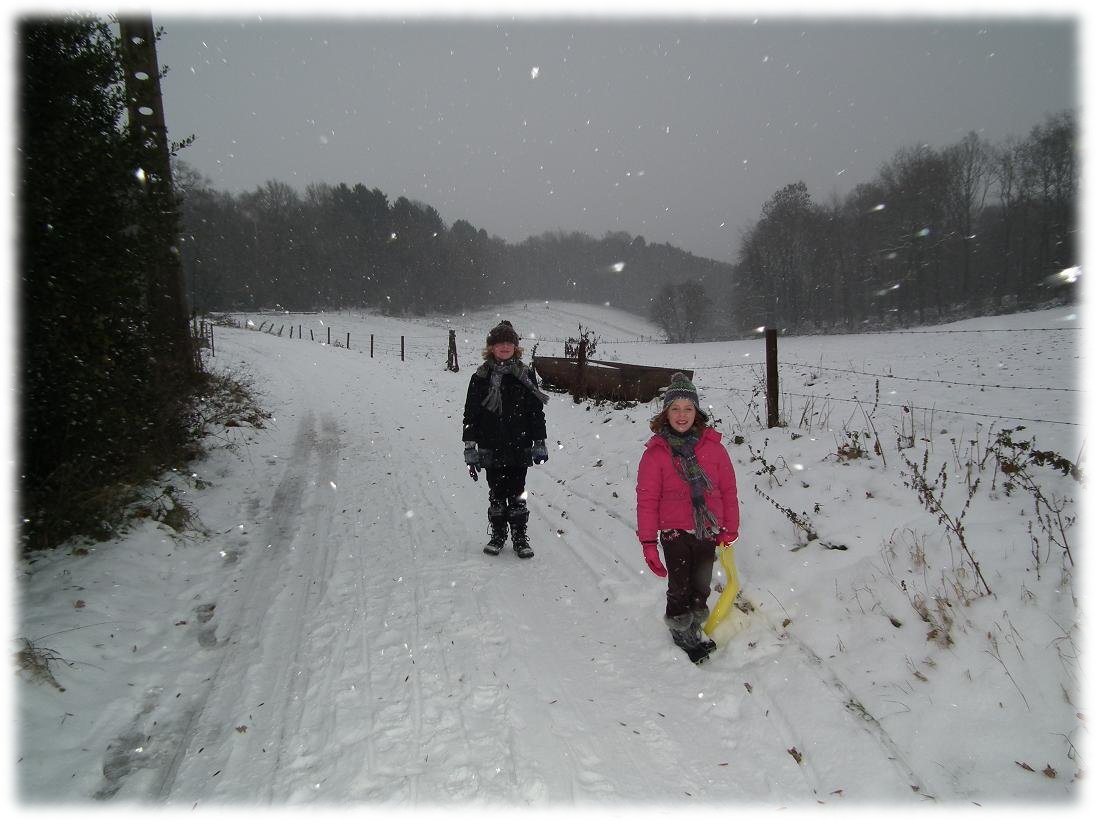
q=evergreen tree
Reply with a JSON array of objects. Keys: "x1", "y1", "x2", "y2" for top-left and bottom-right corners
[{"x1": 19, "y1": 15, "x2": 194, "y2": 549}]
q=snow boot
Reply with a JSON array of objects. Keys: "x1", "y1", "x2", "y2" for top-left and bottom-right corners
[
  {"x1": 508, "y1": 500, "x2": 534, "y2": 559},
  {"x1": 690, "y1": 607, "x2": 716, "y2": 654},
  {"x1": 484, "y1": 518, "x2": 508, "y2": 555},
  {"x1": 666, "y1": 612, "x2": 710, "y2": 665},
  {"x1": 511, "y1": 527, "x2": 534, "y2": 559},
  {"x1": 484, "y1": 501, "x2": 508, "y2": 555}
]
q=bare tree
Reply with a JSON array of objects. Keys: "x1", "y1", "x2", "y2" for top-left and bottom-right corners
[
  {"x1": 944, "y1": 131, "x2": 993, "y2": 304},
  {"x1": 1017, "y1": 111, "x2": 1077, "y2": 296},
  {"x1": 876, "y1": 145, "x2": 952, "y2": 322}
]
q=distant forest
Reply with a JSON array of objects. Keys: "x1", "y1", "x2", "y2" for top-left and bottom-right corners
[{"x1": 177, "y1": 109, "x2": 1077, "y2": 340}]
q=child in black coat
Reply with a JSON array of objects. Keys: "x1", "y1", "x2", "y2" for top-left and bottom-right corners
[{"x1": 462, "y1": 320, "x2": 549, "y2": 558}]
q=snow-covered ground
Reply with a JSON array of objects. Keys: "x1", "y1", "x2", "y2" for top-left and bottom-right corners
[{"x1": 11, "y1": 301, "x2": 1085, "y2": 812}]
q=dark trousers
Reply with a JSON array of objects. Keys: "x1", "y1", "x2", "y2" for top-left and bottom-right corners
[
  {"x1": 661, "y1": 530, "x2": 717, "y2": 619},
  {"x1": 486, "y1": 463, "x2": 529, "y2": 523}
]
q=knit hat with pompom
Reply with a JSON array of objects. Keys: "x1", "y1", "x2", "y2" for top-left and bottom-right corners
[
  {"x1": 662, "y1": 371, "x2": 699, "y2": 410},
  {"x1": 486, "y1": 320, "x2": 520, "y2": 346}
]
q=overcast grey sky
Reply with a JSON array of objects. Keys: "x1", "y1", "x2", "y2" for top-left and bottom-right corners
[{"x1": 154, "y1": 12, "x2": 1077, "y2": 264}]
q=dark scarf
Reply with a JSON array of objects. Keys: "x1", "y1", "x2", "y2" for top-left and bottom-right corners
[
  {"x1": 661, "y1": 428, "x2": 721, "y2": 540},
  {"x1": 478, "y1": 359, "x2": 549, "y2": 414}
]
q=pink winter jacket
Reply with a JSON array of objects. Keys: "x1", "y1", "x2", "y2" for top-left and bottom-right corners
[{"x1": 636, "y1": 427, "x2": 740, "y2": 546}]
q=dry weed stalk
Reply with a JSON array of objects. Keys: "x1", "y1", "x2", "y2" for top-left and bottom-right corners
[
  {"x1": 901, "y1": 449, "x2": 992, "y2": 596},
  {"x1": 16, "y1": 637, "x2": 71, "y2": 692}
]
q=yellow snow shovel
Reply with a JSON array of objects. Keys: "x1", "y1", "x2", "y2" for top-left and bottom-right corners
[{"x1": 703, "y1": 541, "x2": 740, "y2": 635}]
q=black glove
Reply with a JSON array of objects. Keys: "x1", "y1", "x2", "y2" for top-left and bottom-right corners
[
  {"x1": 531, "y1": 440, "x2": 549, "y2": 465},
  {"x1": 465, "y1": 442, "x2": 492, "y2": 479},
  {"x1": 465, "y1": 442, "x2": 479, "y2": 480}
]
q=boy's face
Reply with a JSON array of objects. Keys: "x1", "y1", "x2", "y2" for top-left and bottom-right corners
[{"x1": 491, "y1": 342, "x2": 515, "y2": 360}]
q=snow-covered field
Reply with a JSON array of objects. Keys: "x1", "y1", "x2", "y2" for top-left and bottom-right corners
[{"x1": 11, "y1": 301, "x2": 1085, "y2": 812}]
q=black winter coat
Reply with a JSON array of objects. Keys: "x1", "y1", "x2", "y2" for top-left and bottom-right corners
[{"x1": 463, "y1": 362, "x2": 548, "y2": 465}]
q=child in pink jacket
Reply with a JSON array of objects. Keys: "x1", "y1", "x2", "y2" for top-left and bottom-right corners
[{"x1": 636, "y1": 372, "x2": 739, "y2": 663}]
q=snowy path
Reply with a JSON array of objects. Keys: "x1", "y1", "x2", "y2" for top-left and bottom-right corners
[
  {"x1": 117, "y1": 325, "x2": 931, "y2": 808},
  {"x1": 17, "y1": 305, "x2": 1081, "y2": 807}
]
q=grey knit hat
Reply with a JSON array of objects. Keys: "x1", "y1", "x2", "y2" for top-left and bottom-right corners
[
  {"x1": 662, "y1": 371, "x2": 699, "y2": 410},
  {"x1": 487, "y1": 320, "x2": 520, "y2": 346}
]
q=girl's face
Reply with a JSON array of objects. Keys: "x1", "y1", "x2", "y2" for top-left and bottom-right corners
[
  {"x1": 667, "y1": 399, "x2": 697, "y2": 433},
  {"x1": 491, "y1": 342, "x2": 515, "y2": 361}
]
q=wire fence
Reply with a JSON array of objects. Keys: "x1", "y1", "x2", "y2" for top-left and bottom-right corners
[
  {"x1": 526, "y1": 326, "x2": 1081, "y2": 344},
  {"x1": 778, "y1": 361, "x2": 1079, "y2": 393},
  {"x1": 212, "y1": 315, "x2": 1082, "y2": 430},
  {"x1": 699, "y1": 382, "x2": 1080, "y2": 429}
]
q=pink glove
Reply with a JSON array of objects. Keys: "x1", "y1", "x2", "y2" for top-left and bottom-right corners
[{"x1": 642, "y1": 542, "x2": 667, "y2": 577}]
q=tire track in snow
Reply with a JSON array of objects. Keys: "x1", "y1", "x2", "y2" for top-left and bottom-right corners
[
  {"x1": 311, "y1": 481, "x2": 381, "y2": 799},
  {"x1": 145, "y1": 411, "x2": 311, "y2": 801},
  {"x1": 714, "y1": 596, "x2": 933, "y2": 802},
  {"x1": 783, "y1": 630, "x2": 932, "y2": 798},
  {"x1": 358, "y1": 410, "x2": 448, "y2": 800},
  {"x1": 346, "y1": 407, "x2": 541, "y2": 802},
  {"x1": 530, "y1": 465, "x2": 638, "y2": 592},
  {"x1": 265, "y1": 413, "x2": 345, "y2": 800},
  {"x1": 155, "y1": 410, "x2": 335, "y2": 803}
]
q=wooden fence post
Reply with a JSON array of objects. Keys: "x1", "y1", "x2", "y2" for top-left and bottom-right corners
[
  {"x1": 327, "y1": 327, "x2": 331, "y2": 345},
  {"x1": 765, "y1": 328, "x2": 780, "y2": 428},
  {"x1": 370, "y1": 334, "x2": 374, "y2": 358},
  {"x1": 401, "y1": 336, "x2": 405, "y2": 362},
  {"x1": 346, "y1": 332, "x2": 351, "y2": 350},
  {"x1": 446, "y1": 329, "x2": 460, "y2": 372}
]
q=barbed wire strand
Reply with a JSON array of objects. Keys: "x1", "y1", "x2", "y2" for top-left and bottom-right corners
[
  {"x1": 791, "y1": 390, "x2": 1075, "y2": 428},
  {"x1": 778, "y1": 361, "x2": 1081, "y2": 393},
  {"x1": 524, "y1": 327, "x2": 1080, "y2": 345},
  {"x1": 698, "y1": 384, "x2": 1077, "y2": 427}
]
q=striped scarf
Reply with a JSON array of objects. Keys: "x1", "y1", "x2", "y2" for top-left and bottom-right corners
[
  {"x1": 662, "y1": 429, "x2": 722, "y2": 540},
  {"x1": 479, "y1": 360, "x2": 549, "y2": 414}
]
